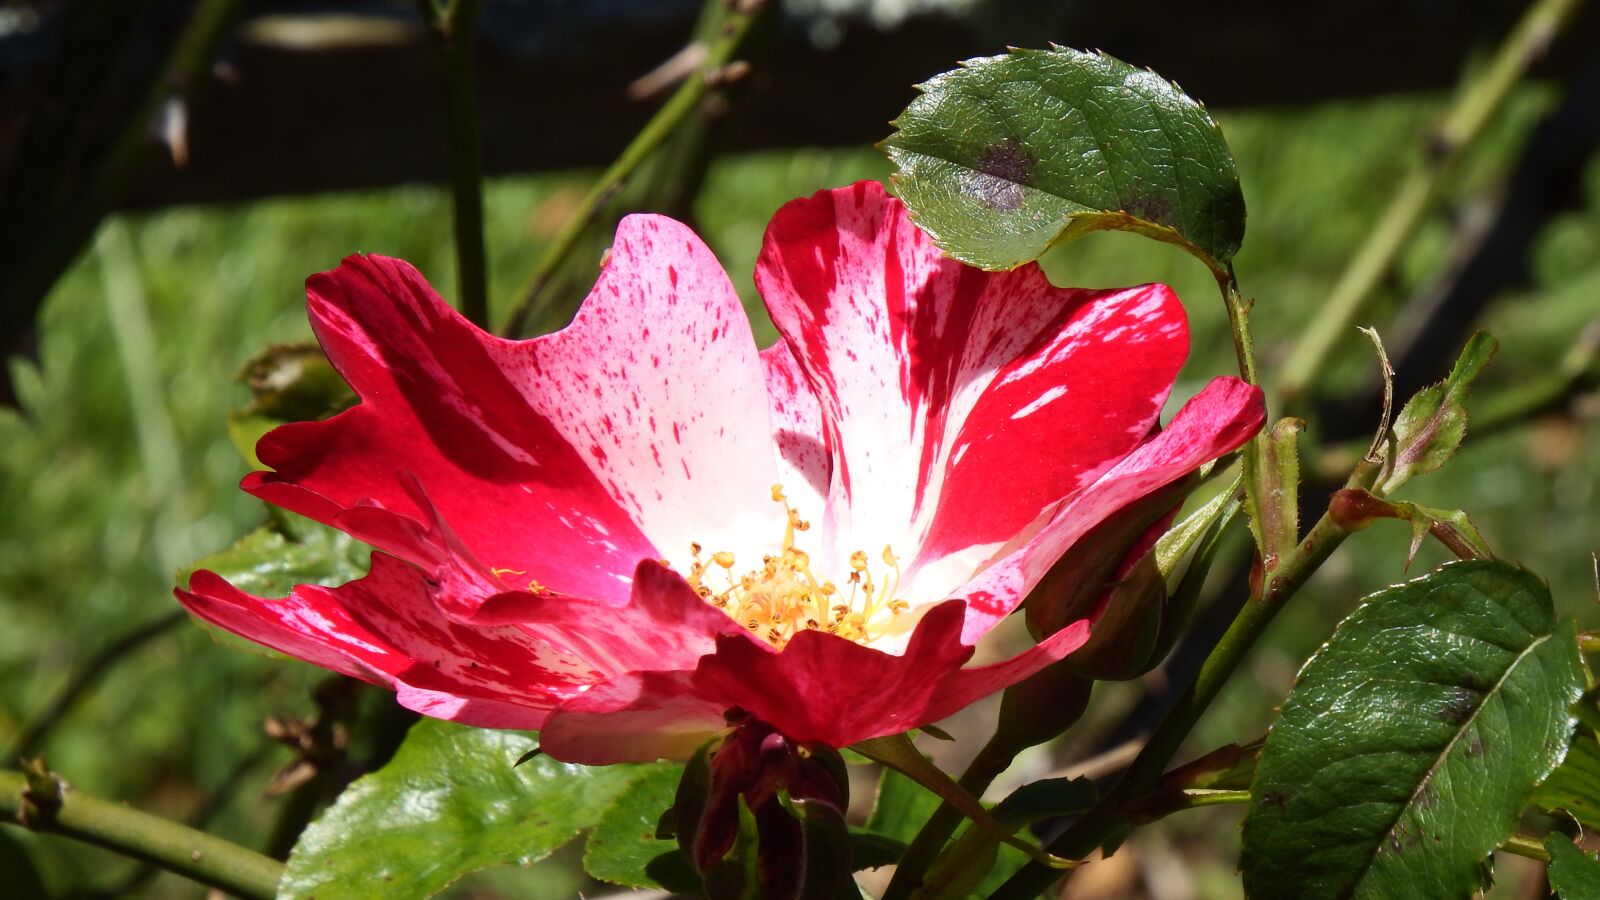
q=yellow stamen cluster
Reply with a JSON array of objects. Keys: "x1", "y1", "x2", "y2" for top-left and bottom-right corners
[{"x1": 686, "y1": 485, "x2": 910, "y2": 649}]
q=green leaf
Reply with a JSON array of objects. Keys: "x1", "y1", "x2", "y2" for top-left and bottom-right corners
[
  {"x1": 1380, "y1": 331, "x2": 1498, "y2": 494},
  {"x1": 883, "y1": 46, "x2": 1245, "y2": 272},
  {"x1": 179, "y1": 511, "x2": 371, "y2": 657},
  {"x1": 279, "y1": 719, "x2": 645, "y2": 900},
  {"x1": 1532, "y1": 730, "x2": 1600, "y2": 830},
  {"x1": 849, "y1": 831, "x2": 908, "y2": 871},
  {"x1": 914, "y1": 779, "x2": 1094, "y2": 900},
  {"x1": 228, "y1": 342, "x2": 357, "y2": 469},
  {"x1": 1546, "y1": 834, "x2": 1600, "y2": 899},
  {"x1": 182, "y1": 511, "x2": 368, "y2": 600},
  {"x1": 584, "y1": 763, "x2": 683, "y2": 888},
  {"x1": 852, "y1": 734, "x2": 1068, "y2": 869},
  {"x1": 1240, "y1": 560, "x2": 1584, "y2": 900},
  {"x1": 866, "y1": 768, "x2": 941, "y2": 845}
]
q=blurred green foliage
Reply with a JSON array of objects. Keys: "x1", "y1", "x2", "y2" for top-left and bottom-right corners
[{"x1": 1, "y1": 82, "x2": 1597, "y2": 898}]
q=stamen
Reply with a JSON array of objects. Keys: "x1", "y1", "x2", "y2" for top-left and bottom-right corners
[{"x1": 685, "y1": 484, "x2": 911, "y2": 649}]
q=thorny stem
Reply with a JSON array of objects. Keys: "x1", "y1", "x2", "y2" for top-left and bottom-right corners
[
  {"x1": 502, "y1": 0, "x2": 768, "y2": 337},
  {"x1": 984, "y1": 6, "x2": 1588, "y2": 894},
  {"x1": 0, "y1": 768, "x2": 284, "y2": 899},
  {"x1": 416, "y1": 0, "x2": 489, "y2": 328},
  {"x1": 992, "y1": 454, "x2": 1384, "y2": 898},
  {"x1": 1275, "y1": 0, "x2": 1587, "y2": 410}
]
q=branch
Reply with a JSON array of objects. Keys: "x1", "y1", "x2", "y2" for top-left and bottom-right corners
[
  {"x1": 0, "y1": 0, "x2": 245, "y2": 345},
  {"x1": 416, "y1": 0, "x2": 489, "y2": 327},
  {"x1": 1275, "y1": 0, "x2": 1586, "y2": 410},
  {"x1": 0, "y1": 767, "x2": 284, "y2": 899},
  {"x1": 7, "y1": 611, "x2": 186, "y2": 760},
  {"x1": 1311, "y1": 315, "x2": 1600, "y2": 480},
  {"x1": 501, "y1": 0, "x2": 769, "y2": 337}
]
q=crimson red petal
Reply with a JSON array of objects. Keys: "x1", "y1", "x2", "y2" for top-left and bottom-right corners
[
  {"x1": 539, "y1": 601, "x2": 1089, "y2": 763},
  {"x1": 471, "y1": 560, "x2": 751, "y2": 678},
  {"x1": 176, "y1": 554, "x2": 598, "y2": 728},
  {"x1": 957, "y1": 376, "x2": 1266, "y2": 642}
]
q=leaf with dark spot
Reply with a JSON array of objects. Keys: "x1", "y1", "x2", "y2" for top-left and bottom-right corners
[
  {"x1": 1241, "y1": 561, "x2": 1583, "y2": 900},
  {"x1": 882, "y1": 46, "x2": 1246, "y2": 272}
]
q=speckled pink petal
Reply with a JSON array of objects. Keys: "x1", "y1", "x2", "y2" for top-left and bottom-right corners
[
  {"x1": 761, "y1": 341, "x2": 831, "y2": 522},
  {"x1": 755, "y1": 182, "x2": 1187, "y2": 587},
  {"x1": 538, "y1": 601, "x2": 1089, "y2": 763},
  {"x1": 250, "y1": 218, "x2": 786, "y2": 604},
  {"x1": 175, "y1": 554, "x2": 598, "y2": 729},
  {"x1": 954, "y1": 376, "x2": 1266, "y2": 643}
]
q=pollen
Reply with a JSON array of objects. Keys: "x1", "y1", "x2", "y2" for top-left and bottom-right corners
[{"x1": 686, "y1": 485, "x2": 909, "y2": 649}]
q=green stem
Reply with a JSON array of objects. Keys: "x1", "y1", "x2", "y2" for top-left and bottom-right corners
[
  {"x1": 418, "y1": 0, "x2": 489, "y2": 328},
  {"x1": 1275, "y1": 0, "x2": 1586, "y2": 410},
  {"x1": 1219, "y1": 265, "x2": 1261, "y2": 387},
  {"x1": 0, "y1": 769, "x2": 284, "y2": 899},
  {"x1": 990, "y1": 459, "x2": 1383, "y2": 900},
  {"x1": 881, "y1": 736, "x2": 1020, "y2": 900},
  {"x1": 1499, "y1": 832, "x2": 1552, "y2": 863},
  {"x1": 501, "y1": 0, "x2": 766, "y2": 336}
]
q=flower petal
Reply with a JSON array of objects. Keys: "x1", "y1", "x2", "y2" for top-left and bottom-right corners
[
  {"x1": 756, "y1": 182, "x2": 1187, "y2": 586},
  {"x1": 538, "y1": 601, "x2": 1089, "y2": 763},
  {"x1": 176, "y1": 554, "x2": 597, "y2": 728},
  {"x1": 470, "y1": 560, "x2": 753, "y2": 678},
  {"x1": 956, "y1": 376, "x2": 1266, "y2": 642},
  {"x1": 761, "y1": 341, "x2": 830, "y2": 520},
  {"x1": 537, "y1": 670, "x2": 734, "y2": 766},
  {"x1": 251, "y1": 216, "x2": 787, "y2": 602}
]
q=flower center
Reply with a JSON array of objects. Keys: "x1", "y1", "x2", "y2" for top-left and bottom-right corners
[{"x1": 686, "y1": 485, "x2": 909, "y2": 649}]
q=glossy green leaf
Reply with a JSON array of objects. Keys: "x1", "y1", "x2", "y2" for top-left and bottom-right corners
[
  {"x1": 1546, "y1": 834, "x2": 1600, "y2": 899},
  {"x1": 182, "y1": 510, "x2": 369, "y2": 600},
  {"x1": 1240, "y1": 561, "x2": 1583, "y2": 900},
  {"x1": 584, "y1": 763, "x2": 683, "y2": 888},
  {"x1": 1379, "y1": 331, "x2": 1497, "y2": 494},
  {"x1": 883, "y1": 46, "x2": 1245, "y2": 271},
  {"x1": 1532, "y1": 731, "x2": 1600, "y2": 830},
  {"x1": 279, "y1": 719, "x2": 644, "y2": 899},
  {"x1": 179, "y1": 511, "x2": 371, "y2": 657}
]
